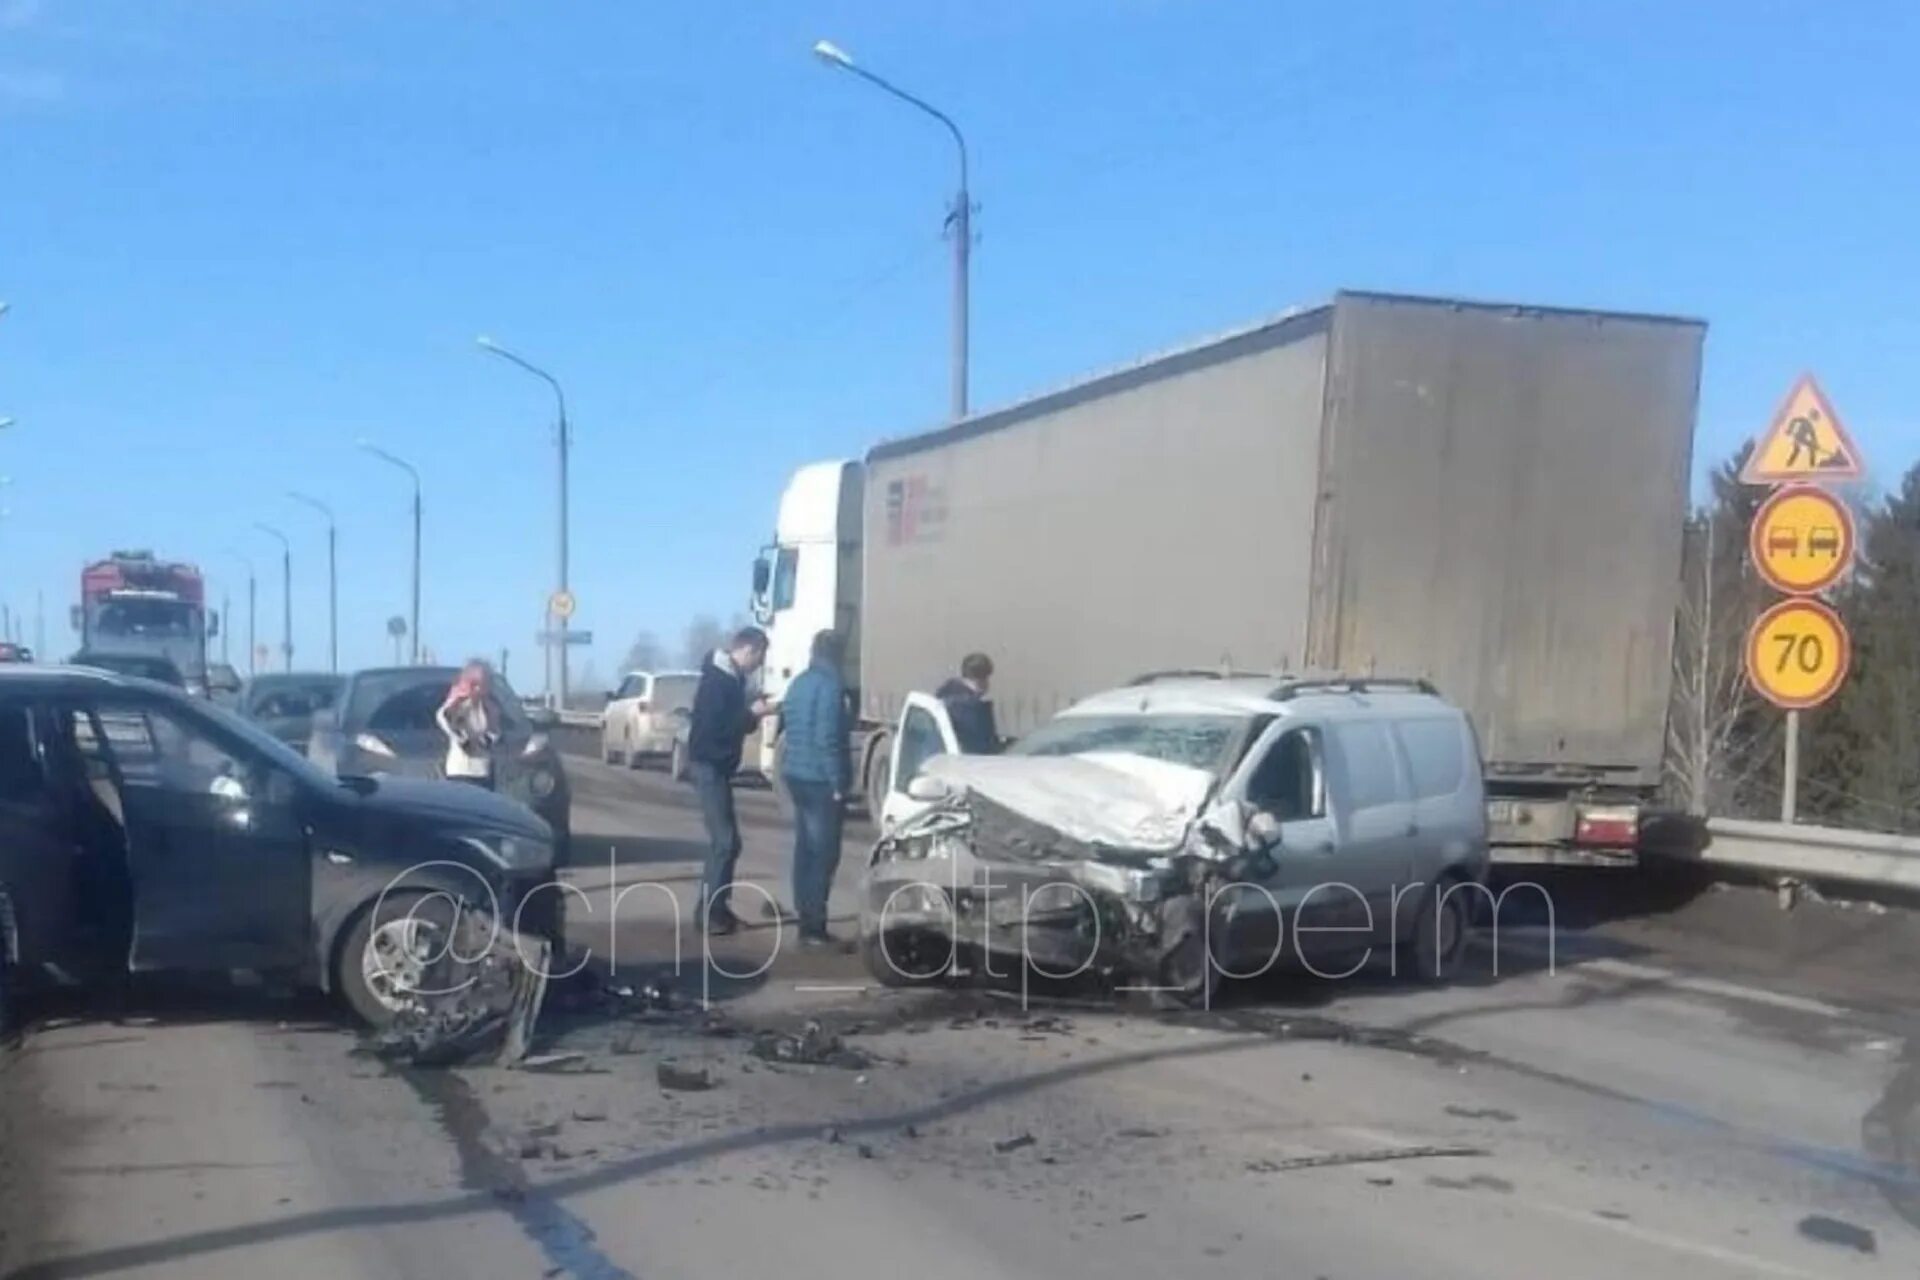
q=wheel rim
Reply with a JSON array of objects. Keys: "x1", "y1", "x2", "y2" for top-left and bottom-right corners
[{"x1": 362, "y1": 916, "x2": 444, "y2": 1013}]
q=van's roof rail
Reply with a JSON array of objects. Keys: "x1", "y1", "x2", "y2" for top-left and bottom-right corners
[
  {"x1": 1268, "y1": 674, "x2": 1439, "y2": 700},
  {"x1": 1126, "y1": 668, "x2": 1270, "y2": 686}
]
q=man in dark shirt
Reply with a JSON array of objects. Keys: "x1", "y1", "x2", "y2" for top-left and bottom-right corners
[
  {"x1": 935, "y1": 652, "x2": 1001, "y2": 755},
  {"x1": 688, "y1": 627, "x2": 770, "y2": 934}
]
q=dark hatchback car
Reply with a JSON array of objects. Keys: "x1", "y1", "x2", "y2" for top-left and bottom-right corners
[
  {"x1": 308, "y1": 667, "x2": 571, "y2": 859},
  {"x1": 237, "y1": 672, "x2": 344, "y2": 749},
  {"x1": 0, "y1": 667, "x2": 557, "y2": 1028}
]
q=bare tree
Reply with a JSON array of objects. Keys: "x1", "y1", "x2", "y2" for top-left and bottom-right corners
[
  {"x1": 681, "y1": 614, "x2": 725, "y2": 668},
  {"x1": 1663, "y1": 448, "x2": 1778, "y2": 815},
  {"x1": 623, "y1": 630, "x2": 666, "y2": 672}
]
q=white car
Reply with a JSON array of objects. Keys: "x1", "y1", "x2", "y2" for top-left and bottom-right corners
[{"x1": 600, "y1": 670, "x2": 699, "y2": 769}]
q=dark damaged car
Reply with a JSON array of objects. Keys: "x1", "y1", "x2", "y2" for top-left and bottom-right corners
[
  {"x1": 0, "y1": 667, "x2": 558, "y2": 1030},
  {"x1": 861, "y1": 675, "x2": 1489, "y2": 1004}
]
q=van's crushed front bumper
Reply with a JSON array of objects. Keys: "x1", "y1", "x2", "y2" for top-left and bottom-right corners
[{"x1": 862, "y1": 790, "x2": 1267, "y2": 987}]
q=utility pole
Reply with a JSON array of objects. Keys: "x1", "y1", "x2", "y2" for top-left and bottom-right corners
[
  {"x1": 477, "y1": 337, "x2": 571, "y2": 707},
  {"x1": 34, "y1": 589, "x2": 43, "y2": 660}
]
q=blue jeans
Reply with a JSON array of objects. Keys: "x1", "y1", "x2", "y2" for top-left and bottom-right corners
[
  {"x1": 690, "y1": 761, "x2": 741, "y2": 919},
  {"x1": 786, "y1": 778, "x2": 843, "y2": 936}
]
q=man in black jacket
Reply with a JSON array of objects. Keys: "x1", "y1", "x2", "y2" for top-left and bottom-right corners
[
  {"x1": 936, "y1": 652, "x2": 1001, "y2": 755},
  {"x1": 688, "y1": 627, "x2": 770, "y2": 934}
]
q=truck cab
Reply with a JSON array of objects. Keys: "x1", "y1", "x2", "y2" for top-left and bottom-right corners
[{"x1": 748, "y1": 460, "x2": 864, "y2": 778}]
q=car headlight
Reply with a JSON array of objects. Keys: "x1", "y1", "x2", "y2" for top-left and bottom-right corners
[
  {"x1": 459, "y1": 832, "x2": 553, "y2": 872},
  {"x1": 527, "y1": 766, "x2": 558, "y2": 800}
]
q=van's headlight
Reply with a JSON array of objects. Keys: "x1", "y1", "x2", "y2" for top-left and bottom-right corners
[{"x1": 459, "y1": 832, "x2": 552, "y2": 871}]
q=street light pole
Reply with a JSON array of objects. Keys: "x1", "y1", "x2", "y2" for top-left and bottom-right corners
[
  {"x1": 813, "y1": 39, "x2": 971, "y2": 419},
  {"x1": 359, "y1": 441, "x2": 423, "y2": 665},
  {"x1": 288, "y1": 491, "x2": 338, "y2": 673},
  {"x1": 225, "y1": 549, "x2": 257, "y2": 676},
  {"x1": 255, "y1": 523, "x2": 292, "y2": 672},
  {"x1": 477, "y1": 336, "x2": 571, "y2": 709}
]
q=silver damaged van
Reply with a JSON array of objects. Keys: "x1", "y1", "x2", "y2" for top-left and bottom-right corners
[{"x1": 862, "y1": 674, "x2": 1490, "y2": 1005}]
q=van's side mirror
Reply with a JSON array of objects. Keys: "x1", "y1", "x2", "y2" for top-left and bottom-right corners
[
  {"x1": 1248, "y1": 810, "x2": 1284, "y2": 850},
  {"x1": 751, "y1": 555, "x2": 771, "y2": 598},
  {"x1": 906, "y1": 774, "x2": 952, "y2": 802}
]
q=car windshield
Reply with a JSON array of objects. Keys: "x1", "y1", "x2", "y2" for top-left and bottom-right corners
[
  {"x1": 1006, "y1": 712, "x2": 1249, "y2": 773},
  {"x1": 343, "y1": 669, "x2": 529, "y2": 736},
  {"x1": 95, "y1": 599, "x2": 198, "y2": 637},
  {"x1": 247, "y1": 677, "x2": 341, "y2": 719}
]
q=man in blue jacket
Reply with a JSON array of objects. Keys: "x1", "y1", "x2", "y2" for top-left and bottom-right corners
[
  {"x1": 688, "y1": 626, "x2": 770, "y2": 935},
  {"x1": 778, "y1": 629, "x2": 852, "y2": 946}
]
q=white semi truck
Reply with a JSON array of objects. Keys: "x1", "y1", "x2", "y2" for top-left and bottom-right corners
[{"x1": 748, "y1": 291, "x2": 1704, "y2": 862}]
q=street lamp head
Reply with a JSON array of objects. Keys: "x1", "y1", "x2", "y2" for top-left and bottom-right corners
[
  {"x1": 475, "y1": 334, "x2": 500, "y2": 352},
  {"x1": 812, "y1": 39, "x2": 854, "y2": 69},
  {"x1": 0, "y1": 418, "x2": 14, "y2": 431}
]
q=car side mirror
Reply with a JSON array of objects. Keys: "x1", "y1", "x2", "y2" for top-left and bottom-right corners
[{"x1": 906, "y1": 774, "x2": 952, "y2": 802}]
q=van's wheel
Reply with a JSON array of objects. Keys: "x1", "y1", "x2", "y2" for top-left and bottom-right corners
[
  {"x1": 669, "y1": 738, "x2": 688, "y2": 783},
  {"x1": 336, "y1": 891, "x2": 457, "y2": 1029},
  {"x1": 1409, "y1": 877, "x2": 1473, "y2": 983},
  {"x1": 601, "y1": 736, "x2": 620, "y2": 766}
]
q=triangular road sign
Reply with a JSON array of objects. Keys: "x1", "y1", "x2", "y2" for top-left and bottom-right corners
[{"x1": 1741, "y1": 373, "x2": 1865, "y2": 484}]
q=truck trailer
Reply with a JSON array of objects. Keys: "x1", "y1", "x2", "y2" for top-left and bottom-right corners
[{"x1": 749, "y1": 291, "x2": 1703, "y2": 861}]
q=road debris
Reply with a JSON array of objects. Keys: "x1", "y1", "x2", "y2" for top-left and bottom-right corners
[
  {"x1": 1245, "y1": 1145, "x2": 1488, "y2": 1174},
  {"x1": 519, "y1": 1051, "x2": 589, "y2": 1073},
  {"x1": 1798, "y1": 1214, "x2": 1877, "y2": 1253},
  {"x1": 994, "y1": 1133, "x2": 1038, "y2": 1154},
  {"x1": 656, "y1": 1062, "x2": 715, "y2": 1092},
  {"x1": 750, "y1": 1020, "x2": 874, "y2": 1070},
  {"x1": 1444, "y1": 1105, "x2": 1518, "y2": 1122}
]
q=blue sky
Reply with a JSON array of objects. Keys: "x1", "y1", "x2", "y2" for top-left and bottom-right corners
[{"x1": 2, "y1": 0, "x2": 1916, "y2": 683}]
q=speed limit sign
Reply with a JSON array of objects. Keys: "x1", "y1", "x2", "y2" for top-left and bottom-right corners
[{"x1": 1745, "y1": 597, "x2": 1850, "y2": 710}]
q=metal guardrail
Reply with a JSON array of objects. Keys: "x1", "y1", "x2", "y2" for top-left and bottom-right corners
[
  {"x1": 1693, "y1": 818, "x2": 1920, "y2": 893},
  {"x1": 555, "y1": 709, "x2": 603, "y2": 729}
]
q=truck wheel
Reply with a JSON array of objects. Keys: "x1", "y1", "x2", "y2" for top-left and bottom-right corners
[
  {"x1": 1408, "y1": 878, "x2": 1473, "y2": 983},
  {"x1": 862, "y1": 732, "x2": 891, "y2": 824},
  {"x1": 669, "y1": 739, "x2": 688, "y2": 783},
  {"x1": 769, "y1": 735, "x2": 795, "y2": 820}
]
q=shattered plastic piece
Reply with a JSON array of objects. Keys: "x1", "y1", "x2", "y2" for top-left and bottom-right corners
[
  {"x1": 571, "y1": 1106, "x2": 607, "y2": 1122},
  {"x1": 856, "y1": 1143, "x2": 876, "y2": 1159},
  {"x1": 750, "y1": 1020, "x2": 874, "y2": 1070},
  {"x1": 1798, "y1": 1215, "x2": 1877, "y2": 1254},
  {"x1": 656, "y1": 1062, "x2": 715, "y2": 1092},
  {"x1": 520, "y1": 1051, "x2": 589, "y2": 1073},
  {"x1": 993, "y1": 1133, "x2": 1037, "y2": 1154}
]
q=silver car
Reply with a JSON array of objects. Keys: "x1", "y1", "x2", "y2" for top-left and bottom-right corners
[{"x1": 862, "y1": 673, "x2": 1488, "y2": 1004}]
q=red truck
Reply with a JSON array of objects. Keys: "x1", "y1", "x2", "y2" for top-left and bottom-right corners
[{"x1": 71, "y1": 550, "x2": 215, "y2": 693}]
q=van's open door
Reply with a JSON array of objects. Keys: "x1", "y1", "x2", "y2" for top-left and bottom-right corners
[{"x1": 880, "y1": 692, "x2": 960, "y2": 832}]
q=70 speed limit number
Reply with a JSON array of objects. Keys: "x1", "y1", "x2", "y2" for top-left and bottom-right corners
[{"x1": 1745, "y1": 598, "x2": 1851, "y2": 710}]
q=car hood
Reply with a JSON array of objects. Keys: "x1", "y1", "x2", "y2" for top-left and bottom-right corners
[
  {"x1": 346, "y1": 774, "x2": 551, "y2": 839},
  {"x1": 920, "y1": 751, "x2": 1215, "y2": 853}
]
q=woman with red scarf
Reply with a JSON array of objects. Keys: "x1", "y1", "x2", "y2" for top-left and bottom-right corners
[{"x1": 436, "y1": 659, "x2": 502, "y2": 787}]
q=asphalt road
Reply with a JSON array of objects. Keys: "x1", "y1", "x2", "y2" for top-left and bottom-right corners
[{"x1": 7, "y1": 756, "x2": 1920, "y2": 1278}]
